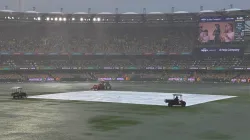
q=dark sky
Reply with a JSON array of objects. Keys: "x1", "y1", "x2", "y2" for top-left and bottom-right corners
[{"x1": 0, "y1": 0, "x2": 249, "y2": 13}]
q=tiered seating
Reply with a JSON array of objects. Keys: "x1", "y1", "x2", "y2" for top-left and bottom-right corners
[
  {"x1": 0, "y1": 74, "x2": 22, "y2": 79},
  {"x1": 0, "y1": 24, "x2": 197, "y2": 53},
  {"x1": 23, "y1": 74, "x2": 50, "y2": 79},
  {"x1": 52, "y1": 73, "x2": 74, "y2": 79}
]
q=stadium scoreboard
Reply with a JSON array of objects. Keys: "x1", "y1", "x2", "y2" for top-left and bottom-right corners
[
  {"x1": 199, "y1": 16, "x2": 245, "y2": 43},
  {"x1": 234, "y1": 17, "x2": 245, "y2": 41}
]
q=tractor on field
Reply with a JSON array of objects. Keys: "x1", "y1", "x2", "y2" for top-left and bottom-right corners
[
  {"x1": 91, "y1": 81, "x2": 112, "y2": 90},
  {"x1": 11, "y1": 87, "x2": 27, "y2": 99},
  {"x1": 164, "y1": 94, "x2": 186, "y2": 107}
]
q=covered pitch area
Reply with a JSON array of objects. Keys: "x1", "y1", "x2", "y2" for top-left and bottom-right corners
[{"x1": 0, "y1": 82, "x2": 249, "y2": 140}]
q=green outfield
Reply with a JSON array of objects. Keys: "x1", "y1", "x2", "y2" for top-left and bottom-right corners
[{"x1": 0, "y1": 82, "x2": 249, "y2": 140}]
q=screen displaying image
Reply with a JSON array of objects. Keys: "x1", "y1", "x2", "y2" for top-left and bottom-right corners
[
  {"x1": 198, "y1": 17, "x2": 245, "y2": 44},
  {"x1": 199, "y1": 22, "x2": 235, "y2": 43}
]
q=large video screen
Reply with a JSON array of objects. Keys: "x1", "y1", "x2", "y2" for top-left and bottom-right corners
[
  {"x1": 245, "y1": 20, "x2": 250, "y2": 39},
  {"x1": 198, "y1": 17, "x2": 245, "y2": 43}
]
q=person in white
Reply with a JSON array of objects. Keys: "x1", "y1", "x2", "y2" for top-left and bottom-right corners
[
  {"x1": 221, "y1": 23, "x2": 234, "y2": 42},
  {"x1": 200, "y1": 30, "x2": 210, "y2": 43}
]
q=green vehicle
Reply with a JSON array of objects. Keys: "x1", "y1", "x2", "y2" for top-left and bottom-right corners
[{"x1": 11, "y1": 87, "x2": 27, "y2": 99}]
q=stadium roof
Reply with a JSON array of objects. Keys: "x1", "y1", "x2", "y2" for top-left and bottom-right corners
[
  {"x1": 174, "y1": 11, "x2": 189, "y2": 14},
  {"x1": 225, "y1": 8, "x2": 242, "y2": 12},
  {"x1": 0, "y1": 9, "x2": 15, "y2": 13},
  {"x1": 199, "y1": 10, "x2": 215, "y2": 13},
  {"x1": 49, "y1": 12, "x2": 63, "y2": 14},
  {"x1": 122, "y1": 12, "x2": 138, "y2": 14},
  {"x1": 73, "y1": 12, "x2": 88, "y2": 15},
  {"x1": 0, "y1": 8, "x2": 249, "y2": 17},
  {"x1": 98, "y1": 12, "x2": 113, "y2": 14},
  {"x1": 25, "y1": 11, "x2": 39, "y2": 14},
  {"x1": 148, "y1": 12, "x2": 164, "y2": 14}
]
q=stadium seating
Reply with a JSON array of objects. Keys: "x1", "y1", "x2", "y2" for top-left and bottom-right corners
[
  {"x1": 1, "y1": 57, "x2": 249, "y2": 69},
  {"x1": 0, "y1": 24, "x2": 197, "y2": 53}
]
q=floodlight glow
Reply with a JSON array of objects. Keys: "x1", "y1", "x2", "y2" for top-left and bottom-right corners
[
  {"x1": 46, "y1": 17, "x2": 50, "y2": 21},
  {"x1": 80, "y1": 18, "x2": 83, "y2": 21},
  {"x1": 12, "y1": 17, "x2": 14, "y2": 19},
  {"x1": 72, "y1": 18, "x2": 75, "y2": 21},
  {"x1": 55, "y1": 17, "x2": 58, "y2": 21},
  {"x1": 63, "y1": 18, "x2": 66, "y2": 21},
  {"x1": 37, "y1": 17, "x2": 41, "y2": 21},
  {"x1": 51, "y1": 18, "x2": 53, "y2": 21},
  {"x1": 59, "y1": 17, "x2": 62, "y2": 21},
  {"x1": 34, "y1": 17, "x2": 36, "y2": 20},
  {"x1": 93, "y1": 18, "x2": 96, "y2": 21},
  {"x1": 97, "y1": 17, "x2": 101, "y2": 21}
]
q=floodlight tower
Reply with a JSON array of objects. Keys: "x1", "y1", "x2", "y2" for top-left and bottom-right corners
[
  {"x1": 229, "y1": 4, "x2": 233, "y2": 9},
  {"x1": 171, "y1": 7, "x2": 175, "y2": 13},
  {"x1": 4, "y1": 6, "x2": 8, "y2": 10},
  {"x1": 200, "y1": 6, "x2": 203, "y2": 11}
]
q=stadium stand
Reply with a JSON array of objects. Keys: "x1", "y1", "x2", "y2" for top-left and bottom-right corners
[
  {"x1": 0, "y1": 10, "x2": 250, "y2": 83},
  {"x1": 0, "y1": 23, "x2": 197, "y2": 53}
]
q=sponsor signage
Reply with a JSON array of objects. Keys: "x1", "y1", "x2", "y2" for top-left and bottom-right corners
[
  {"x1": 98, "y1": 77, "x2": 124, "y2": 81},
  {"x1": 231, "y1": 79, "x2": 250, "y2": 83},
  {"x1": 194, "y1": 47, "x2": 244, "y2": 56},
  {"x1": 28, "y1": 78, "x2": 54, "y2": 82},
  {"x1": 168, "y1": 77, "x2": 195, "y2": 82}
]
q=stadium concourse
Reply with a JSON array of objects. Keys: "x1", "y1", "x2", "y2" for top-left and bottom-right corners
[{"x1": 0, "y1": 8, "x2": 250, "y2": 140}]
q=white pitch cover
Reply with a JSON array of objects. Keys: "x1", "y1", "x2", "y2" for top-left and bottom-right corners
[{"x1": 28, "y1": 91, "x2": 236, "y2": 106}]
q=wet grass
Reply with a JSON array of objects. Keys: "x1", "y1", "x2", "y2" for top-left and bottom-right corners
[
  {"x1": 197, "y1": 130, "x2": 234, "y2": 139},
  {"x1": 88, "y1": 115, "x2": 141, "y2": 131}
]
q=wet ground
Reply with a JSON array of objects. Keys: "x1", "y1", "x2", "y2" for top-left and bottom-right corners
[{"x1": 0, "y1": 82, "x2": 249, "y2": 140}]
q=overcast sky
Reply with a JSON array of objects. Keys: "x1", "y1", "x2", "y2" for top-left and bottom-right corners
[{"x1": 0, "y1": 0, "x2": 249, "y2": 13}]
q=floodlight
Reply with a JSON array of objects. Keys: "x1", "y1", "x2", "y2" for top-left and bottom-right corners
[
  {"x1": 51, "y1": 18, "x2": 53, "y2": 21},
  {"x1": 93, "y1": 18, "x2": 96, "y2": 21},
  {"x1": 37, "y1": 17, "x2": 41, "y2": 21},
  {"x1": 97, "y1": 17, "x2": 101, "y2": 21},
  {"x1": 59, "y1": 17, "x2": 62, "y2": 21},
  {"x1": 80, "y1": 18, "x2": 83, "y2": 21},
  {"x1": 63, "y1": 18, "x2": 66, "y2": 21},
  {"x1": 55, "y1": 17, "x2": 58, "y2": 21},
  {"x1": 46, "y1": 17, "x2": 50, "y2": 21},
  {"x1": 72, "y1": 18, "x2": 75, "y2": 21}
]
